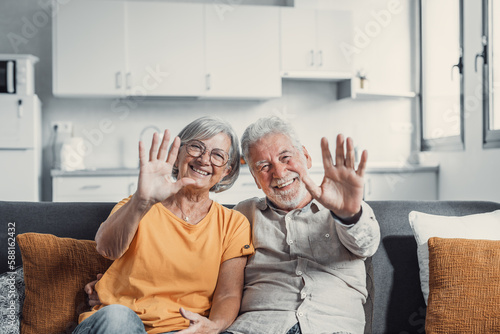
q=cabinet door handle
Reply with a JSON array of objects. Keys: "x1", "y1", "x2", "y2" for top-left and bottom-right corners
[
  {"x1": 451, "y1": 48, "x2": 463, "y2": 80},
  {"x1": 17, "y1": 99, "x2": 23, "y2": 118},
  {"x1": 126, "y1": 72, "x2": 132, "y2": 90},
  {"x1": 206, "y1": 74, "x2": 211, "y2": 90},
  {"x1": 80, "y1": 185, "x2": 101, "y2": 190},
  {"x1": 365, "y1": 178, "x2": 371, "y2": 198},
  {"x1": 115, "y1": 72, "x2": 122, "y2": 89},
  {"x1": 475, "y1": 35, "x2": 488, "y2": 72},
  {"x1": 318, "y1": 50, "x2": 323, "y2": 67},
  {"x1": 310, "y1": 50, "x2": 315, "y2": 66}
]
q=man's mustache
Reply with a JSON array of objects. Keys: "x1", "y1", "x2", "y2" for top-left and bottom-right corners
[{"x1": 270, "y1": 172, "x2": 301, "y2": 188}]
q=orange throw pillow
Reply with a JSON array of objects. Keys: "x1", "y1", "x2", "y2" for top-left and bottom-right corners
[
  {"x1": 426, "y1": 237, "x2": 500, "y2": 333},
  {"x1": 17, "y1": 233, "x2": 113, "y2": 334}
]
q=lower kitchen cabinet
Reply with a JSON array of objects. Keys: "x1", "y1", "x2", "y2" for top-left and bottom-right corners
[
  {"x1": 52, "y1": 174, "x2": 137, "y2": 202},
  {"x1": 363, "y1": 170, "x2": 438, "y2": 201},
  {"x1": 210, "y1": 167, "x2": 439, "y2": 204},
  {"x1": 51, "y1": 166, "x2": 439, "y2": 203}
]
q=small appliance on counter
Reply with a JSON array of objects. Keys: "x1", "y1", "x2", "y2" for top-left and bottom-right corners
[
  {"x1": 0, "y1": 54, "x2": 37, "y2": 95},
  {"x1": 0, "y1": 54, "x2": 41, "y2": 201},
  {"x1": 59, "y1": 136, "x2": 86, "y2": 171}
]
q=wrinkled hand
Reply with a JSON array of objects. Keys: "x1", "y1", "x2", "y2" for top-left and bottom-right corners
[
  {"x1": 303, "y1": 134, "x2": 367, "y2": 219},
  {"x1": 84, "y1": 273, "x2": 103, "y2": 308},
  {"x1": 137, "y1": 130, "x2": 195, "y2": 206},
  {"x1": 177, "y1": 308, "x2": 222, "y2": 334}
]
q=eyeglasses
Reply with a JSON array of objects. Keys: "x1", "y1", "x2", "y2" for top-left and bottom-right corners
[{"x1": 183, "y1": 140, "x2": 230, "y2": 167}]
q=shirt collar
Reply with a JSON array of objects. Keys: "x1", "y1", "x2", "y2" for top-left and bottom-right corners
[{"x1": 258, "y1": 197, "x2": 322, "y2": 214}]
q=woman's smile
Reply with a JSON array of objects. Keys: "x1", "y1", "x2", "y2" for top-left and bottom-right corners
[{"x1": 189, "y1": 164, "x2": 211, "y2": 177}]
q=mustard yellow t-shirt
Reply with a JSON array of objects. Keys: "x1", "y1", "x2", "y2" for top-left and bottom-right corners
[{"x1": 79, "y1": 197, "x2": 254, "y2": 334}]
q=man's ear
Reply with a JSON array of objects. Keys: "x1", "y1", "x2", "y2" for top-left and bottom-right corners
[{"x1": 302, "y1": 146, "x2": 312, "y2": 169}]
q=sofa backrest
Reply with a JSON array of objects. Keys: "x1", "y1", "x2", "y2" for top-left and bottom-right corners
[
  {"x1": 2, "y1": 199, "x2": 500, "y2": 333},
  {"x1": 368, "y1": 200, "x2": 500, "y2": 334},
  {"x1": 1, "y1": 201, "x2": 116, "y2": 275}
]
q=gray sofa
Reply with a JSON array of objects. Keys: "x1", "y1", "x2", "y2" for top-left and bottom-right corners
[{"x1": 1, "y1": 199, "x2": 500, "y2": 333}]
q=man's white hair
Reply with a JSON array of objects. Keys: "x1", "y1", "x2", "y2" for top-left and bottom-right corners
[{"x1": 241, "y1": 116, "x2": 302, "y2": 166}]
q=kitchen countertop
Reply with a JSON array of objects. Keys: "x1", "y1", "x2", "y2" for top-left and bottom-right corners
[
  {"x1": 51, "y1": 162, "x2": 439, "y2": 177},
  {"x1": 51, "y1": 168, "x2": 140, "y2": 177}
]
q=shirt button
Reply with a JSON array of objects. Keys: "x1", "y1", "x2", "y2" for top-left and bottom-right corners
[
  {"x1": 301, "y1": 292, "x2": 307, "y2": 299},
  {"x1": 286, "y1": 216, "x2": 291, "y2": 222},
  {"x1": 297, "y1": 271, "x2": 303, "y2": 276},
  {"x1": 325, "y1": 233, "x2": 330, "y2": 238},
  {"x1": 297, "y1": 312, "x2": 304, "y2": 317},
  {"x1": 288, "y1": 240, "x2": 294, "y2": 245}
]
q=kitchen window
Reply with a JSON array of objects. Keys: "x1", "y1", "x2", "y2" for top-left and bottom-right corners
[
  {"x1": 420, "y1": 0, "x2": 464, "y2": 151},
  {"x1": 482, "y1": 0, "x2": 500, "y2": 148}
]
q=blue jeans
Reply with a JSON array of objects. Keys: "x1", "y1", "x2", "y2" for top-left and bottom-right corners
[{"x1": 72, "y1": 304, "x2": 179, "y2": 334}]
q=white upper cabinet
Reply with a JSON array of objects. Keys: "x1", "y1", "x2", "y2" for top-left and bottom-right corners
[
  {"x1": 316, "y1": 10, "x2": 353, "y2": 73},
  {"x1": 281, "y1": 9, "x2": 317, "y2": 73},
  {"x1": 53, "y1": 1, "x2": 280, "y2": 98},
  {"x1": 54, "y1": 2, "x2": 358, "y2": 98},
  {"x1": 204, "y1": 5, "x2": 281, "y2": 98},
  {"x1": 280, "y1": 8, "x2": 353, "y2": 79},
  {"x1": 53, "y1": 0, "x2": 127, "y2": 96},
  {"x1": 126, "y1": 2, "x2": 205, "y2": 97},
  {"x1": 54, "y1": 1, "x2": 204, "y2": 97}
]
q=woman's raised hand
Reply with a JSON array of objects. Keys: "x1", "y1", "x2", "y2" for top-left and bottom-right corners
[{"x1": 136, "y1": 130, "x2": 195, "y2": 206}]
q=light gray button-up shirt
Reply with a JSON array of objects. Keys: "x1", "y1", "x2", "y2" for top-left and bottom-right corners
[{"x1": 227, "y1": 198, "x2": 380, "y2": 334}]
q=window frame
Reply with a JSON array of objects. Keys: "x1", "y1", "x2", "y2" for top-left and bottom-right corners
[
  {"x1": 419, "y1": 0, "x2": 465, "y2": 152},
  {"x1": 483, "y1": 0, "x2": 500, "y2": 148}
]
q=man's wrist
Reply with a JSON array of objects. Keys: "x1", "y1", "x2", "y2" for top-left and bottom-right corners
[{"x1": 331, "y1": 206, "x2": 363, "y2": 225}]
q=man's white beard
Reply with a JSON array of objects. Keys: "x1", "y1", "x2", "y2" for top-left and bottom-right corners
[{"x1": 268, "y1": 178, "x2": 309, "y2": 210}]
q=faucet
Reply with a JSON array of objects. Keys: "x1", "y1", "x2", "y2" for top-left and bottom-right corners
[
  {"x1": 138, "y1": 125, "x2": 162, "y2": 168},
  {"x1": 139, "y1": 125, "x2": 162, "y2": 144}
]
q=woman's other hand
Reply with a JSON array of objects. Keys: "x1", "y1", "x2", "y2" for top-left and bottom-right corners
[{"x1": 84, "y1": 273, "x2": 103, "y2": 308}]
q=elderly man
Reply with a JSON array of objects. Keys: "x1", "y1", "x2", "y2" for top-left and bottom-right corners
[
  {"x1": 224, "y1": 116, "x2": 380, "y2": 334},
  {"x1": 86, "y1": 116, "x2": 380, "y2": 334}
]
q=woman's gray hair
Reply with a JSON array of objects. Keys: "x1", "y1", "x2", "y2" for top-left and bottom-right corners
[
  {"x1": 241, "y1": 116, "x2": 302, "y2": 166},
  {"x1": 172, "y1": 116, "x2": 240, "y2": 193}
]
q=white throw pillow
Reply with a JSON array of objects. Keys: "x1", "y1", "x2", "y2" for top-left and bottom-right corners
[{"x1": 408, "y1": 209, "x2": 500, "y2": 304}]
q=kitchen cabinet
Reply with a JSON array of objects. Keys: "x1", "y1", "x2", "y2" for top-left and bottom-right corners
[
  {"x1": 212, "y1": 166, "x2": 439, "y2": 204},
  {"x1": 53, "y1": 1, "x2": 205, "y2": 97},
  {"x1": 52, "y1": 173, "x2": 137, "y2": 202},
  {"x1": 280, "y1": 8, "x2": 353, "y2": 80},
  {"x1": 337, "y1": 77, "x2": 417, "y2": 100},
  {"x1": 54, "y1": 1, "x2": 280, "y2": 98},
  {"x1": 126, "y1": 2, "x2": 205, "y2": 97},
  {"x1": 363, "y1": 169, "x2": 438, "y2": 201},
  {"x1": 53, "y1": 0, "x2": 127, "y2": 96},
  {"x1": 204, "y1": 5, "x2": 281, "y2": 98}
]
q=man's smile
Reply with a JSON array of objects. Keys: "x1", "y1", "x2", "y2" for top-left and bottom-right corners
[{"x1": 273, "y1": 177, "x2": 297, "y2": 190}]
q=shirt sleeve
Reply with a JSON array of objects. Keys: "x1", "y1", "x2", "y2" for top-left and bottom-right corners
[
  {"x1": 334, "y1": 201, "x2": 381, "y2": 258},
  {"x1": 221, "y1": 210, "x2": 255, "y2": 263}
]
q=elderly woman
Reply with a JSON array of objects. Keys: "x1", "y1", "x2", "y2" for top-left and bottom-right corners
[{"x1": 73, "y1": 116, "x2": 254, "y2": 334}]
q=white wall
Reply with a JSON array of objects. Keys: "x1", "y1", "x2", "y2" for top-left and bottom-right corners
[
  {"x1": 420, "y1": 0, "x2": 500, "y2": 202},
  {"x1": 0, "y1": 0, "x2": 416, "y2": 201}
]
